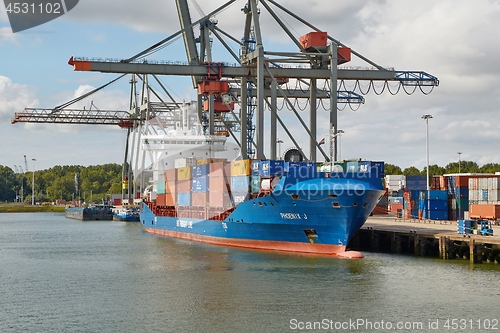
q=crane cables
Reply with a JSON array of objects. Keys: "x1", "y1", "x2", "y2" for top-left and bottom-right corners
[{"x1": 51, "y1": 74, "x2": 127, "y2": 113}]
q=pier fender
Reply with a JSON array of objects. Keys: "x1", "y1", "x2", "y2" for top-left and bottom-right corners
[{"x1": 336, "y1": 250, "x2": 364, "y2": 259}]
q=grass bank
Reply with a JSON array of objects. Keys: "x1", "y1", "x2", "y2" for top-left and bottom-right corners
[{"x1": 0, "y1": 203, "x2": 66, "y2": 213}]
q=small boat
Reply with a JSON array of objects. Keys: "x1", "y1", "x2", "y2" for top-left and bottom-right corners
[
  {"x1": 65, "y1": 204, "x2": 114, "y2": 221},
  {"x1": 113, "y1": 206, "x2": 140, "y2": 222}
]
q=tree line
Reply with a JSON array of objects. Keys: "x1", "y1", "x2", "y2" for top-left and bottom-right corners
[
  {"x1": 384, "y1": 161, "x2": 500, "y2": 178},
  {"x1": 0, "y1": 161, "x2": 499, "y2": 204},
  {"x1": 0, "y1": 164, "x2": 122, "y2": 204}
]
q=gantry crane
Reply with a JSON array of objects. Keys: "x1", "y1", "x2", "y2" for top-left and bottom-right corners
[{"x1": 68, "y1": 0, "x2": 438, "y2": 162}]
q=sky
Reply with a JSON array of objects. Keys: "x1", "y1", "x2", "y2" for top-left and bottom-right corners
[{"x1": 1, "y1": 0, "x2": 499, "y2": 172}]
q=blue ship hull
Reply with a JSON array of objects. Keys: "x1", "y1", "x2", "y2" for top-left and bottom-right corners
[{"x1": 140, "y1": 171, "x2": 384, "y2": 257}]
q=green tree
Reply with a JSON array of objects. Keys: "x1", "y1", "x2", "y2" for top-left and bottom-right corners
[
  {"x1": 444, "y1": 160, "x2": 479, "y2": 174},
  {"x1": 403, "y1": 166, "x2": 420, "y2": 175},
  {"x1": 0, "y1": 166, "x2": 17, "y2": 202},
  {"x1": 479, "y1": 163, "x2": 500, "y2": 174},
  {"x1": 384, "y1": 163, "x2": 403, "y2": 175}
]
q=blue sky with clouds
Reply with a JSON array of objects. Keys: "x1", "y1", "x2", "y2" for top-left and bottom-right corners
[{"x1": 1, "y1": 0, "x2": 499, "y2": 172}]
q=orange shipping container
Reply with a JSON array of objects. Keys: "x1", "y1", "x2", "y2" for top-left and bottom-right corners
[
  {"x1": 469, "y1": 204, "x2": 500, "y2": 220},
  {"x1": 166, "y1": 180, "x2": 176, "y2": 194},
  {"x1": 165, "y1": 193, "x2": 175, "y2": 206}
]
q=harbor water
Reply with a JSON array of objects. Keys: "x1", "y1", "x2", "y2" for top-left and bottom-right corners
[{"x1": 1, "y1": 213, "x2": 499, "y2": 332}]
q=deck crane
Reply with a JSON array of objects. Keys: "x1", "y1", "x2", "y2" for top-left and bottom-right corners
[{"x1": 68, "y1": 0, "x2": 438, "y2": 162}]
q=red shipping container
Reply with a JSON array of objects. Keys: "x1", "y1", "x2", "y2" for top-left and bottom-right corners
[
  {"x1": 113, "y1": 198, "x2": 122, "y2": 206},
  {"x1": 210, "y1": 162, "x2": 228, "y2": 178},
  {"x1": 372, "y1": 206, "x2": 388, "y2": 215},
  {"x1": 192, "y1": 192, "x2": 208, "y2": 207},
  {"x1": 165, "y1": 169, "x2": 176, "y2": 182},
  {"x1": 209, "y1": 191, "x2": 232, "y2": 208},
  {"x1": 210, "y1": 176, "x2": 230, "y2": 192},
  {"x1": 156, "y1": 194, "x2": 166, "y2": 206},
  {"x1": 389, "y1": 204, "x2": 404, "y2": 213}
]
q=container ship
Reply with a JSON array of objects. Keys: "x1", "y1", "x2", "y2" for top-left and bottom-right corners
[
  {"x1": 138, "y1": 105, "x2": 384, "y2": 257},
  {"x1": 140, "y1": 158, "x2": 384, "y2": 257}
]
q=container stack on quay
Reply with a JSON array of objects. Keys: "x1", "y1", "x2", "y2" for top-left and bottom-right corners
[{"x1": 385, "y1": 173, "x2": 500, "y2": 223}]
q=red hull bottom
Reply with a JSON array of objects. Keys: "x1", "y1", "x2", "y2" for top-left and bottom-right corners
[{"x1": 144, "y1": 228, "x2": 364, "y2": 258}]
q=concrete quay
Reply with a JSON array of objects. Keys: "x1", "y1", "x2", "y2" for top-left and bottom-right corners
[{"x1": 349, "y1": 215, "x2": 500, "y2": 264}]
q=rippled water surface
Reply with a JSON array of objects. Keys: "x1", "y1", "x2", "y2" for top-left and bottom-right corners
[{"x1": 1, "y1": 213, "x2": 499, "y2": 332}]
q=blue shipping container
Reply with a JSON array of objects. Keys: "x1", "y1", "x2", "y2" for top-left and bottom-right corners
[
  {"x1": 455, "y1": 187, "x2": 468, "y2": 199},
  {"x1": 288, "y1": 162, "x2": 316, "y2": 179},
  {"x1": 429, "y1": 200, "x2": 448, "y2": 211},
  {"x1": 192, "y1": 164, "x2": 209, "y2": 178},
  {"x1": 259, "y1": 160, "x2": 288, "y2": 177},
  {"x1": 231, "y1": 176, "x2": 251, "y2": 192},
  {"x1": 251, "y1": 160, "x2": 260, "y2": 176},
  {"x1": 251, "y1": 176, "x2": 261, "y2": 194},
  {"x1": 429, "y1": 210, "x2": 448, "y2": 221},
  {"x1": 177, "y1": 193, "x2": 191, "y2": 206},
  {"x1": 358, "y1": 161, "x2": 385, "y2": 177},
  {"x1": 427, "y1": 190, "x2": 448, "y2": 201},
  {"x1": 482, "y1": 189, "x2": 488, "y2": 201},
  {"x1": 192, "y1": 176, "x2": 208, "y2": 192},
  {"x1": 346, "y1": 161, "x2": 359, "y2": 173}
]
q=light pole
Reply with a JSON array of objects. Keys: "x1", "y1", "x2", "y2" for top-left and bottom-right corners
[
  {"x1": 328, "y1": 129, "x2": 344, "y2": 164},
  {"x1": 422, "y1": 114, "x2": 432, "y2": 220},
  {"x1": 458, "y1": 152, "x2": 462, "y2": 174},
  {"x1": 31, "y1": 158, "x2": 36, "y2": 205},
  {"x1": 277, "y1": 139, "x2": 283, "y2": 160},
  {"x1": 337, "y1": 130, "x2": 344, "y2": 160}
]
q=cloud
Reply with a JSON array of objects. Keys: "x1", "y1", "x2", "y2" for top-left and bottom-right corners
[{"x1": 0, "y1": 76, "x2": 39, "y2": 122}]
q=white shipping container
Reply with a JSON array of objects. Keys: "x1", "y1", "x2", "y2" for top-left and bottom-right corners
[
  {"x1": 479, "y1": 178, "x2": 489, "y2": 190},
  {"x1": 175, "y1": 157, "x2": 197, "y2": 168},
  {"x1": 488, "y1": 189, "x2": 500, "y2": 202},
  {"x1": 468, "y1": 189, "x2": 479, "y2": 202},
  {"x1": 491, "y1": 178, "x2": 500, "y2": 190},
  {"x1": 261, "y1": 179, "x2": 271, "y2": 191}
]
